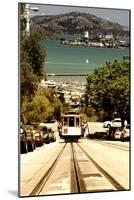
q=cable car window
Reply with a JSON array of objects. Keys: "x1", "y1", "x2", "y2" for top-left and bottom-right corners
[
  {"x1": 63, "y1": 117, "x2": 68, "y2": 126},
  {"x1": 69, "y1": 117, "x2": 74, "y2": 127},
  {"x1": 76, "y1": 118, "x2": 79, "y2": 127}
]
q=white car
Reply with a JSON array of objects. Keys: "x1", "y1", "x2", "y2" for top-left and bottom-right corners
[
  {"x1": 103, "y1": 118, "x2": 122, "y2": 128},
  {"x1": 120, "y1": 124, "x2": 130, "y2": 141},
  {"x1": 103, "y1": 120, "x2": 111, "y2": 128},
  {"x1": 114, "y1": 128, "x2": 122, "y2": 140}
]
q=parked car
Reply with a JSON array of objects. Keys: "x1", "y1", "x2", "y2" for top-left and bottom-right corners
[
  {"x1": 120, "y1": 124, "x2": 130, "y2": 142},
  {"x1": 49, "y1": 131, "x2": 56, "y2": 142},
  {"x1": 43, "y1": 128, "x2": 56, "y2": 143},
  {"x1": 103, "y1": 118, "x2": 122, "y2": 128},
  {"x1": 34, "y1": 130, "x2": 44, "y2": 147},
  {"x1": 43, "y1": 133, "x2": 50, "y2": 144},
  {"x1": 39, "y1": 120, "x2": 58, "y2": 132},
  {"x1": 48, "y1": 128, "x2": 56, "y2": 142},
  {"x1": 114, "y1": 128, "x2": 122, "y2": 140},
  {"x1": 39, "y1": 126, "x2": 50, "y2": 144},
  {"x1": 25, "y1": 125, "x2": 35, "y2": 152},
  {"x1": 20, "y1": 127, "x2": 28, "y2": 153}
]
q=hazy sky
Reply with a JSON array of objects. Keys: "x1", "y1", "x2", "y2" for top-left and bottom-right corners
[{"x1": 29, "y1": 3, "x2": 130, "y2": 28}]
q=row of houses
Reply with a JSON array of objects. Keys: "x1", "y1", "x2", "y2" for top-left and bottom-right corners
[{"x1": 40, "y1": 79, "x2": 86, "y2": 109}]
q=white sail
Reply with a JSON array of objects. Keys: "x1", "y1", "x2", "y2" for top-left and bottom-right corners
[{"x1": 86, "y1": 59, "x2": 89, "y2": 63}]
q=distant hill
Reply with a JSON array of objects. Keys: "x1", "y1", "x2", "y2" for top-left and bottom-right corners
[{"x1": 31, "y1": 12, "x2": 129, "y2": 36}]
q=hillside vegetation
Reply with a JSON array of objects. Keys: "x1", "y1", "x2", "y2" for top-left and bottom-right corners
[{"x1": 32, "y1": 12, "x2": 128, "y2": 36}]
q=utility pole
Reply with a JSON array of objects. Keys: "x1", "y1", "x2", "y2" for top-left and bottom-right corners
[
  {"x1": 20, "y1": 3, "x2": 39, "y2": 37},
  {"x1": 24, "y1": 4, "x2": 30, "y2": 36}
]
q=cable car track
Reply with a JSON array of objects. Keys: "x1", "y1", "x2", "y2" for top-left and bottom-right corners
[
  {"x1": 30, "y1": 143, "x2": 67, "y2": 196},
  {"x1": 88, "y1": 140, "x2": 129, "y2": 151},
  {"x1": 71, "y1": 142, "x2": 125, "y2": 192},
  {"x1": 26, "y1": 141, "x2": 126, "y2": 197},
  {"x1": 97, "y1": 142, "x2": 129, "y2": 151}
]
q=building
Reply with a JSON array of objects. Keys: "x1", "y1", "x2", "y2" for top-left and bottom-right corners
[
  {"x1": 104, "y1": 33, "x2": 114, "y2": 40},
  {"x1": 40, "y1": 80, "x2": 56, "y2": 89},
  {"x1": 84, "y1": 31, "x2": 89, "y2": 39}
]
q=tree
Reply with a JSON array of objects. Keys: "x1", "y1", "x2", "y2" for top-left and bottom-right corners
[
  {"x1": 37, "y1": 88, "x2": 63, "y2": 120},
  {"x1": 21, "y1": 25, "x2": 47, "y2": 79},
  {"x1": 20, "y1": 61, "x2": 38, "y2": 99},
  {"x1": 20, "y1": 4, "x2": 56, "y2": 124},
  {"x1": 21, "y1": 91, "x2": 54, "y2": 124},
  {"x1": 20, "y1": 14, "x2": 47, "y2": 100},
  {"x1": 53, "y1": 98, "x2": 62, "y2": 121},
  {"x1": 21, "y1": 87, "x2": 63, "y2": 123},
  {"x1": 86, "y1": 60, "x2": 130, "y2": 124}
]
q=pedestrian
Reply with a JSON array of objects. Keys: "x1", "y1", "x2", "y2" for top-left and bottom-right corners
[{"x1": 58, "y1": 122, "x2": 62, "y2": 137}]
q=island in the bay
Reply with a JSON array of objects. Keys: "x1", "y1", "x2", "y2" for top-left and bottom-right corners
[{"x1": 32, "y1": 11, "x2": 129, "y2": 48}]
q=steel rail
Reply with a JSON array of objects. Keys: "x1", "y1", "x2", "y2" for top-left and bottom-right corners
[
  {"x1": 30, "y1": 143, "x2": 67, "y2": 196},
  {"x1": 98, "y1": 142, "x2": 129, "y2": 151},
  {"x1": 90, "y1": 140, "x2": 129, "y2": 151},
  {"x1": 77, "y1": 143, "x2": 125, "y2": 191},
  {"x1": 71, "y1": 142, "x2": 87, "y2": 193}
]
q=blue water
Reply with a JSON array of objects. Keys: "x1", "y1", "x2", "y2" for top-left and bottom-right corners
[{"x1": 44, "y1": 38, "x2": 129, "y2": 74}]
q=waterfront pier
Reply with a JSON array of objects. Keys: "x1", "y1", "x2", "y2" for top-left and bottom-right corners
[{"x1": 48, "y1": 73, "x2": 88, "y2": 76}]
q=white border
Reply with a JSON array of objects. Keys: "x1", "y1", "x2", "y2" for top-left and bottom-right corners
[{"x1": 0, "y1": 0, "x2": 133, "y2": 200}]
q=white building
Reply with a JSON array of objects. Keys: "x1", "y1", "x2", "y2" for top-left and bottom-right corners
[
  {"x1": 84, "y1": 31, "x2": 89, "y2": 39},
  {"x1": 105, "y1": 33, "x2": 114, "y2": 40},
  {"x1": 40, "y1": 80, "x2": 56, "y2": 89}
]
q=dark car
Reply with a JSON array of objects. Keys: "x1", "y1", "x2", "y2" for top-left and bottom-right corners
[
  {"x1": 43, "y1": 133, "x2": 50, "y2": 144},
  {"x1": 48, "y1": 128, "x2": 56, "y2": 142},
  {"x1": 20, "y1": 127, "x2": 28, "y2": 153},
  {"x1": 39, "y1": 126, "x2": 50, "y2": 144},
  {"x1": 43, "y1": 127, "x2": 56, "y2": 143},
  {"x1": 49, "y1": 132, "x2": 56, "y2": 142}
]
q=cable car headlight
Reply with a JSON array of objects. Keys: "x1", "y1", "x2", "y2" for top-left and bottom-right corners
[{"x1": 64, "y1": 128, "x2": 68, "y2": 134}]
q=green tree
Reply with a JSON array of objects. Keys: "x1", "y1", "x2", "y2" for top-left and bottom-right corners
[
  {"x1": 53, "y1": 98, "x2": 62, "y2": 121},
  {"x1": 20, "y1": 38, "x2": 38, "y2": 103},
  {"x1": 21, "y1": 25, "x2": 47, "y2": 79},
  {"x1": 37, "y1": 88, "x2": 63, "y2": 120},
  {"x1": 86, "y1": 60, "x2": 130, "y2": 124},
  {"x1": 20, "y1": 61, "x2": 38, "y2": 99},
  {"x1": 21, "y1": 91, "x2": 54, "y2": 124},
  {"x1": 21, "y1": 87, "x2": 63, "y2": 123},
  {"x1": 20, "y1": 4, "x2": 56, "y2": 124},
  {"x1": 20, "y1": 13, "x2": 47, "y2": 101}
]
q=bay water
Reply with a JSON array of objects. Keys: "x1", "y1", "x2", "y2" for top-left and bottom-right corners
[{"x1": 43, "y1": 38, "x2": 129, "y2": 82}]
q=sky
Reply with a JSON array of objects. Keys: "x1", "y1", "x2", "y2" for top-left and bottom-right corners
[{"x1": 29, "y1": 3, "x2": 130, "y2": 28}]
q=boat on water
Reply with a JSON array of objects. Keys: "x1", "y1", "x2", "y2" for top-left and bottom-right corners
[{"x1": 86, "y1": 59, "x2": 89, "y2": 64}]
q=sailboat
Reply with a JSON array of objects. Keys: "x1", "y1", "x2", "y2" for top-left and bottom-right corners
[{"x1": 86, "y1": 59, "x2": 89, "y2": 64}]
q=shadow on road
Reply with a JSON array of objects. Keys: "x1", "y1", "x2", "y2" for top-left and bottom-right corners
[{"x1": 58, "y1": 140, "x2": 83, "y2": 144}]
